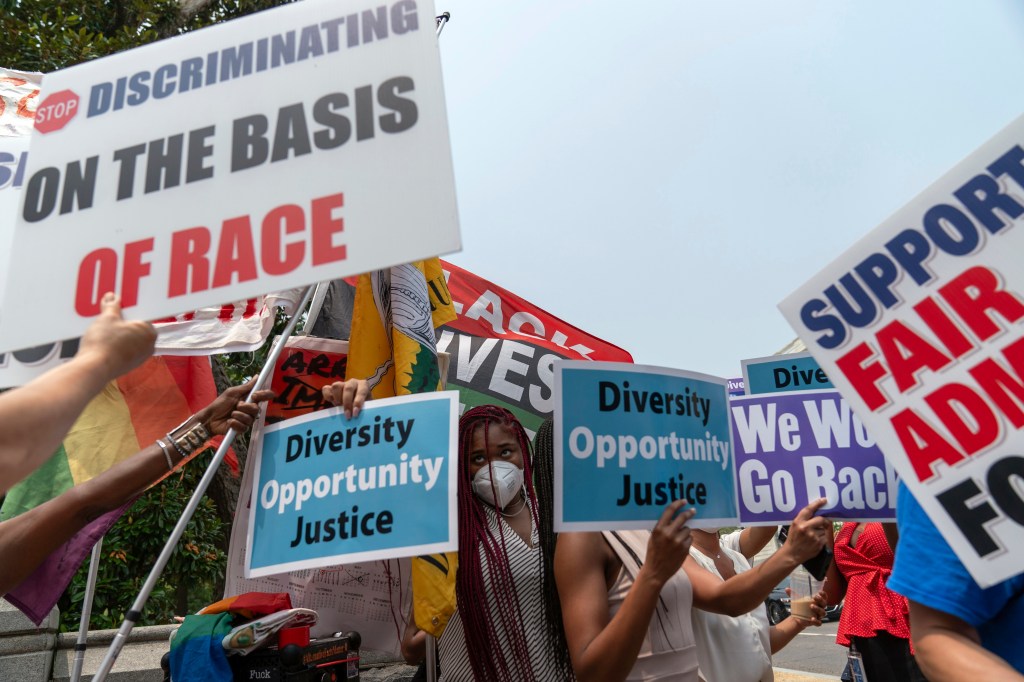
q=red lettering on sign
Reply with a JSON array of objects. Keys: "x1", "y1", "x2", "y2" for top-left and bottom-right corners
[
  {"x1": 168, "y1": 227, "x2": 212, "y2": 296},
  {"x1": 121, "y1": 238, "x2": 155, "y2": 308},
  {"x1": 939, "y1": 266, "x2": 1024, "y2": 342},
  {"x1": 167, "y1": 192, "x2": 347, "y2": 298},
  {"x1": 75, "y1": 248, "x2": 118, "y2": 316},
  {"x1": 262, "y1": 204, "x2": 305, "y2": 275},
  {"x1": 311, "y1": 193, "x2": 346, "y2": 266},
  {"x1": 212, "y1": 216, "x2": 258, "y2": 288}
]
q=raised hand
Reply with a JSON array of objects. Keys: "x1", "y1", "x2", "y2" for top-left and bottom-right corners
[
  {"x1": 782, "y1": 497, "x2": 831, "y2": 563},
  {"x1": 322, "y1": 378, "x2": 371, "y2": 419},
  {"x1": 642, "y1": 500, "x2": 696, "y2": 587},
  {"x1": 77, "y1": 293, "x2": 157, "y2": 381},
  {"x1": 197, "y1": 378, "x2": 276, "y2": 435}
]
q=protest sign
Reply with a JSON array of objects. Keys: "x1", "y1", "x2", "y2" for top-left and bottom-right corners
[
  {"x1": 742, "y1": 352, "x2": 834, "y2": 395},
  {"x1": 436, "y1": 260, "x2": 633, "y2": 432},
  {"x1": 226, "y1": 336, "x2": 410, "y2": 653},
  {"x1": 727, "y1": 377, "x2": 746, "y2": 397},
  {"x1": 732, "y1": 390, "x2": 897, "y2": 524},
  {"x1": 0, "y1": 292, "x2": 302, "y2": 388},
  {"x1": 554, "y1": 361, "x2": 737, "y2": 531},
  {"x1": 246, "y1": 391, "x2": 457, "y2": 577},
  {"x1": 0, "y1": 70, "x2": 40, "y2": 377},
  {"x1": 780, "y1": 114, "x2": 1024, "y2": 586},
  {"x1": 0, "y1": 0, "x2": 460, "y2": 353}
]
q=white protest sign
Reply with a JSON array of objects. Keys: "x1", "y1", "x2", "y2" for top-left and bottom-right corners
[
  {"x1": 0, "y1": 0, "x2": 460, "y2": 353},
  {"x1": 780, "y1": 114, "x2": 1024, "y2": 587},
  {"x1": 0, "y1": 69, "x2": 40, "y2": 329}
]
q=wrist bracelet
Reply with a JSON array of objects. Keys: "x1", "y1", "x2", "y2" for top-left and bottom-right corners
[
  {"x1": 166, "y1": 415, "x2": 212, "y2": 460},
  {"x1": 156, "y1": 439, "x2": 175, "y2": 471}
]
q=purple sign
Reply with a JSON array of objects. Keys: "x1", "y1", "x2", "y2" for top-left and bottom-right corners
[
  {"x1": 727, "y1": 377, "x2": 745, "y2": 397},
  {"x1": 730, "y1": 390, "x2": 897, "y2": 524}
]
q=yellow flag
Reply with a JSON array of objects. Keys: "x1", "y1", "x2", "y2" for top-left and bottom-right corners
[
  {"x1": 345, "y1": 258, "x2": 456, "y2": 397},
  {"x1": 344, "y1": 258, "x2": 459, "y2": 636}
]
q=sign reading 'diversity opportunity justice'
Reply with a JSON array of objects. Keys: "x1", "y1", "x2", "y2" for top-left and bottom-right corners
[
  {"x1": 554, "y1": 361, "x2": 738, "y2": 532},
  {"x1": 0, "y1": 0, "x2": 460, "y2": 353},
  {"x1": 246, "y1": 391, "x2": 458, "y2": 577},
  {"x1": 732, "y1": 390, "x2": 897, "y2": 524},
  {"x1": 780, "y1": 114, "x2": 1024, "y2": 587},
  {"x1": 742, "y1": 352, "x2": 834, "y2": 395}
]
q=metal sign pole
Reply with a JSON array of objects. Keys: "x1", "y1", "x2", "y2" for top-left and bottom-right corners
[
  {"x1": 69, "y1": 537, "x2": 103, "y2": 682},
  {"x1": 92, "y1": 284, "x2": 316, "y2": 681},
  {"x1": 435, "y1": 11, "x2": 450, "y2": 36}
]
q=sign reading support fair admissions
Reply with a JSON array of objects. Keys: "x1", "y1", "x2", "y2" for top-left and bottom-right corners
[
  {"x1": 732, "y1": 391, "x2": 897, "y2": 524},
  {"x1": 0, "y1": 0, "x2": 460, "y2": 353},
  {"x1": 246, "y1": 392, "x2": 458, "y2": 577},
  {"x1": 554, "y1": 361, "x2": 738, "y2": 531},
  {"x1": 780, "y1": 115, "x2": 1024, "y2": 587}
]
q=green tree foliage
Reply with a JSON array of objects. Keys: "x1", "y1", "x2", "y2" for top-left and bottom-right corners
[
  {"x1": 0, "y1": 0, "x2": 295, "y2": 73},
  {"x1": 59, "y1": 449, "x2": 228, "y2": 631},
  {"x1": 0, "y1": 0, "x2": 298, "y2": 631}
]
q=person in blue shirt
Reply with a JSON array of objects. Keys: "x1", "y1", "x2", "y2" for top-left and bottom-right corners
[{"x1": 888, "y1": 484, "x2": 1024, "y2": 682}]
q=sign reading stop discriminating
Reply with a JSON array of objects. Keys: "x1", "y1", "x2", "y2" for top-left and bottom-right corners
[
  {"x1": 780, "y1": 114, "x2": 1024, "y2": 587},
  {"x1": 0, "y1": 0, "x2": 460, "y2": 352}
]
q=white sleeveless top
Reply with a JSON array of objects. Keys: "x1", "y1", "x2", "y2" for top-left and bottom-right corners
[
  {"x1": 603, "y1": 530, "x2": 699, "y2": 681},
  {"x1": 688, "y1": 531, "x2": 773, "y2": 682}
]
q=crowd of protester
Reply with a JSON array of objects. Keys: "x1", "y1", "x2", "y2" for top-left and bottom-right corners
[{"x1": 0, "y1": 295, "x2": 1020, "y2": 681}]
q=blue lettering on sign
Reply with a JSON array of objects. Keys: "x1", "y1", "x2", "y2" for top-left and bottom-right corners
[
  {"x1": 0, "y1": 152, "x2": 29, "y2": 190},
  {"x1": 798, "y1": 144, "x2": 1024, "y2": 350},
  {"x1": 86, "y1": 0, "x2": 420, "y2": 118}
]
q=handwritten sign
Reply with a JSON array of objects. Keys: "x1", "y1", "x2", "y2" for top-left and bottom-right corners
[
  {"x1": 554, "y1": 361, "x2": 738, "y2": 531},
  {"x1": 264, "y1": 336, "x2": 349, "y2": 425}
]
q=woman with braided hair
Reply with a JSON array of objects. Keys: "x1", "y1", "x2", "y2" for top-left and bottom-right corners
[{"x1": 437, "y1": 405, "x2": 574, "y2": 682}]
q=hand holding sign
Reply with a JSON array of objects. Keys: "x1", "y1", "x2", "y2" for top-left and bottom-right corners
[
  {"x1": 779, "y1": 497, "x2": 831, "y2": 565},
  {"x1": 76, "y1": 293, "x2": 156, "y2": 383},
  {"x1": 196, "y1": 377, "x2": 275, "y2": 435},
  {"x1": 322, "y1": 378, "x2": 371, "y2": 420},
  {"x1": 642, "y1": 501, "x2": 696, "y2": 587}
]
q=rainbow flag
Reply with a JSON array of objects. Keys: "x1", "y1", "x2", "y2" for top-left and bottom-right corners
[{"x1": 0, "y1": 356, "x2": 220, "y2": 624}]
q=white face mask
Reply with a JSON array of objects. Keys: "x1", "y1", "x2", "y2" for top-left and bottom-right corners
[{"x1": 472, "y1": 461, "x2": 524, "y2": 509}]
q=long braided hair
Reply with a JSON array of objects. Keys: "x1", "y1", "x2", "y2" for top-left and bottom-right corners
[
  {"x1": 532, "y1": 418, "x2": 577, "y2": 679},
  {"x1": 456, "y1": 405, "x2": 542, "y2": 682}
]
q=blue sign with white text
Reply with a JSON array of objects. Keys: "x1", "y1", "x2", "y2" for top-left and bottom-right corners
[
  {"x1": 743, "y1": 352, "x2": 833, "y2": 395},
  {"x1": 554, "y1": 362, "x2": 738, "y2": 531},
  {"x1": 246, "y1": 392, "x2": 458, "y2": 577}
]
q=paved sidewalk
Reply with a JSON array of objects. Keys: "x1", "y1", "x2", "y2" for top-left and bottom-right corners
[{"x1": 774, "y1": 667, "x2": 841, "y2": 681}]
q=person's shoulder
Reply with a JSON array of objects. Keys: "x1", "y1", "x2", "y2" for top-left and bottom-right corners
[{"x1": 558, "y1": 531, "x2": 615, "y2": 561}]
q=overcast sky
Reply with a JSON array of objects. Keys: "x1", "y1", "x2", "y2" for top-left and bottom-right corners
[{"x1": 433, "y1": 0, "x2": 1024, "y2": 378}]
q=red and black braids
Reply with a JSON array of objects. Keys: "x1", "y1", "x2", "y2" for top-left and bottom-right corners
[{"x1": 456, "y1": 405, "x2": 541, "y2": 682}]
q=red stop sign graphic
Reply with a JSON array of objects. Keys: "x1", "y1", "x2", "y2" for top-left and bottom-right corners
[{"x1": 34, "y1": 89, "x2": 80, "y2": 134}]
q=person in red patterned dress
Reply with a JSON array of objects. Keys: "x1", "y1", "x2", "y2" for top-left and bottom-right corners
[{"x1": 824, "y1": 522, "x2": 928, "y2": 682}]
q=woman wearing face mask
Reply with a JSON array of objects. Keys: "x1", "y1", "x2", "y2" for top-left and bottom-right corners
[{"x1": 437, "y1": 405, "x2": 574, "y2": 682}]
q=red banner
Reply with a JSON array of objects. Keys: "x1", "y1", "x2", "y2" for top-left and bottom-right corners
[{"x1": 438, "y1": 260, "x2": 632, "y2": 431}]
